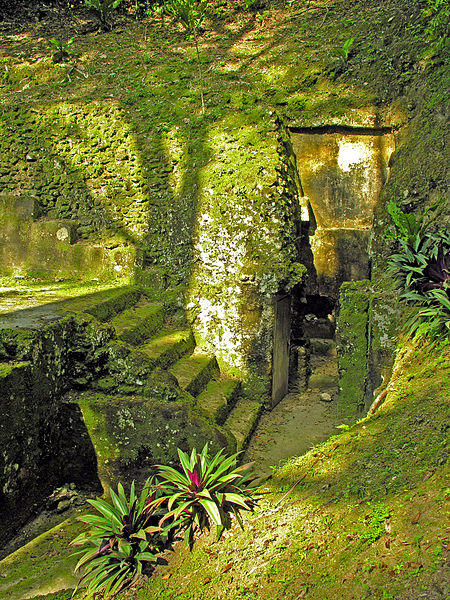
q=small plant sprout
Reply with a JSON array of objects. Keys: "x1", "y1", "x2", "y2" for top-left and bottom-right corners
[
  {"x1": 333, "y1": 37, "x2": 355, "y2": 62},
  {"x1": 156, "y1": 443, "x2": 258, "y2": 549},
  {"x1": 50, "y1": 38, "x2": 74, "y2": 63}
]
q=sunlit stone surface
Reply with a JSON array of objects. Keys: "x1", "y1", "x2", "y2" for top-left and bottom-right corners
[{"x1": 292, "y1": 129, "x2": 395, "y2": 297}]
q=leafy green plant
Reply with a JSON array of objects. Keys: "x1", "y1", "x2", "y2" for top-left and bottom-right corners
[
  {"x1": 157, "y1": 444, "x2": 258, "y2": 548},
  {"x1": 50, "y1": 38, "x2": 74, "y2": 63},
  {"x1": 420, "y1": 0, "x2": 450, "y2": 54},
  {"x1": 387, "y1": 200, "x2": 449, "y2": 293},
  {"x1": 71, "y1": 480, "x2": 165, "y2": 598},
  {"x1": 84, "y1": 0, "x2": 124, "y2": 30},
  {"x1": 165, "y1": 0, "x2": 208, "y2": 113},
  {"x1": 328, "y1": 37, "x2": 355, "y2": 80},
  {"x1": 332, "y1": 37, "x2": 354, "y2": 62},
  {"x1": 387, "y1": 200, "x2": 450, "y2": 339},
  {"x1": 404, "y1": 288, "x2": 450, "y2": 339}
]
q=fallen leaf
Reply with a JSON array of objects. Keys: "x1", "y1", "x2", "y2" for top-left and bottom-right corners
[
  {"x1": 221, "y1": 562, "x2": 233, "y2": 573},
  {"x1": 162, "y1": 572, "x2": 171, "y2": 580},
  {"x1": 411, "y1": 511, "x2": 421, "y2": 524},
  {"x1": 406, "y1": 561, "x2": 422, "y2": 569}
]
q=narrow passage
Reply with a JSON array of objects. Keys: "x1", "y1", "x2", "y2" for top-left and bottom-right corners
[{"x1": 244, "y1": 338, "x2": 342, "y2": 477}]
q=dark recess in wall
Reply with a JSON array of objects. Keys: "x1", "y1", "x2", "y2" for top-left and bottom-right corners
[{"x1": 289, "y1": 125, "x2": 393, "y2": 136}]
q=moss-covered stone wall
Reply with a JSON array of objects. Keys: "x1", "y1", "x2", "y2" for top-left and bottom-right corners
[
  {"x1": 336, "y1": 280, "x2": 370, "y2": 419},
  {"x1": 0, "y1": 103, "x2": 153, "y2": 240},
  {"x1": 189, "y1": 116, "x2": 303, "y2": 377},
  {"x1": 0, "y1": 316, "x2": 113, "y2": 545},
  {"x1": 0, "y1": 0, "x2": 448, "y2": 411},
  {"x1": 0, "y1": 194, "x2": 137, "y2": 280}
]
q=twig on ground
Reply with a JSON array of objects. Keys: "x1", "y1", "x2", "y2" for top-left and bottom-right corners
[{"x1": 318, "y1": 6, "x2": 329, "y2": 28}]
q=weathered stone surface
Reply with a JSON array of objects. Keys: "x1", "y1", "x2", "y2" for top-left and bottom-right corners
[
  {"x1": 110, "y1": 301, "x2": 166, "y2": 345},
  {"x1": 188, "y1": 119, "x2": 304, "y2": 382},
  {"x1": 292, "y1": 129, "x2": 395, "y2": 299},
  {"x1": 224, "y1": 397, "x2": 263, "y2": 452},
  {"x1": 73, "y1": 392, "x2": 235, "y2": 493},
  {"x1": 195, "y1": 377, "x2": 241, "y2": 426},
  {"x1": 0, "y1": 193, "x2": 136, "y2": 282},
  {"x1": 0, "y1": 315, "x2": 115, "y2": 546},
  {"x1": 30, "y1": 220, "x2": 78, "y2": 245},
  {"x1": 336, "y1": 280, "x2": 371, "y2": 419},
  {"x1": 0, "y1": 514, "x2": 81, "y2": 600},
  {"x1": 367, "y1": 280, "x2": 401, "y2": 408},
  {"x1": 292, "y1": 130, "x2": 394, "y2": 229},
  {"x1": 289, "y1": 344, "x2": 310, "y2": 392},
  {"x1": 308, "y1": 228, "x2": 371, "y2": 299}
]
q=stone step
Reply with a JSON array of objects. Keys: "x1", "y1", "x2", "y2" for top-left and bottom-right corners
[
  {"x1": 72, "y1": 390, "x2": 234, "y2": 493},
  {"x1": 138, "y1": 327, "x2": 196, "y2": 371},
  {"x1": 224, "y1": 398, "x2": 262, "y2": 452},
  {"x1": 0, "y1": 513, "x2": 82, "y2": 600},
  {"x1": 110, "y1": 300, "x2": 165, "y2": 345},
  {"x1": 170, "y1": 351, "x2": 220, "y2": 398},
  {"x1": 303, "y1": 319, "x2": 335, "y2": 339},
  {"x1": 84, "y1": 286, "x2": 143, "y2": 322},
  {"x1": 196, "y1": 378, "x2": 241, "y2": 426},
  {"x1": 60, "y1": 285, "x2": 143, "y2": 322},
  {"x1": 309, "y1": 337, "x2": 336, "y2": 356}
]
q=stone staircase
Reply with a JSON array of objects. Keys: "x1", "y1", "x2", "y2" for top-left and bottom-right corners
[
  {"x1": 63, "y1": 286, "x2": 262, "y2": 492},
  {"x1": 308, "y1": 337, "x2": 339, "y2": 395},
  {"x1": 0, "y1": 284, "x2": 263, "y2": 599}
]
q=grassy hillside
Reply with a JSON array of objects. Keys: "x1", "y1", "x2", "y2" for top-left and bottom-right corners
[
  {"x1": 128, "y1": 337, "x2": 449, "y2": 600},
  {"x1": 0, "y1": 1, "x2": 448, "y2": 598}
]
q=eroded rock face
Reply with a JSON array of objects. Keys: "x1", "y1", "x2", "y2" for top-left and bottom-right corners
[
  {"x1": 189, "y1": 119, "x2": 303, "y2": 378},
  {"x1": 0, "y1": 316, "x2": 110, "y2": 546},
  {"x1": 292, "y1": 128, "x2": 395, "y2": 298}
]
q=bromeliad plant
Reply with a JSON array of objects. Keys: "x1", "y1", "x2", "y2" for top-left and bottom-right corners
[
  {"x1": 71, "y1": 480, "x2": 165, "y2": 598},
  {"x1": 70, "y1": 447, "x2": 258, "y2": 594},
  {"x1": 157, "y1": 443, "x2": 258, "y2": 549}
]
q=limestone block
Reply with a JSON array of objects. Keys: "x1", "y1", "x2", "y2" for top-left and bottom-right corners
[
  {"x1": 291, "y1": 130, "x2": 395, "y2": 229},
  {"x1": 308, "y1": 228, "x2": 371, "y2": 299},
  {"x1": 30, "y1": 219, "x2": 78, "y2": 245},
  {"x1": 336, "y1": 280, "x2": 371, "y2": 419}
]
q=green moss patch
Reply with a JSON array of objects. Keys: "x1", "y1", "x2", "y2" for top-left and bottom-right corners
[
  {"x1": 336, "y1": 280, "x2": 371, "y2": 419},
  {"x1": 111, "y1": 301, "x2": 166, "y2": 345},
  {"x1": 132, "y1": 338, "x2": 449, "y2": 600},
  {"x1": 196, "y1": 377, "x2": 241, "y2": 426},
  {"x1": 72, "y1": 390, "x2": 234, "y2": 492},
  {"x1": 170, "y1": 351, "x2": 220, "y2": 397},
  {"x1": 0, "y1": 514, "x2": 83, "y2": 600},
  {"x1": 139, "y1": 327, "x2": 196, "y2": 370}
]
